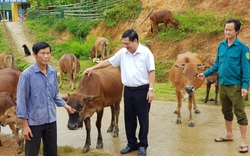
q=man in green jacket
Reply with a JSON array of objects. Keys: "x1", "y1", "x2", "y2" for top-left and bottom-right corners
[{"x1": 198, "y1": 18, "x2": 249, "y2": 153}]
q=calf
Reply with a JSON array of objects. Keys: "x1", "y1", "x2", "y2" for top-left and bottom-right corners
[
  {"x1": 0, "y1": 106, "x2": 24, "y2": 154},
  {"x1": 203, "y1": 57, "x2": 219, "y2": 105},
  {"x1": 89, "y1": 37, "x2": 110, "y2": 61},
  {"x1": 64, "y1": 66, "x2": 123, "y2": 153},
  {"x1": 59, "y1": 54, "x2": 81, "y2": 90},
  {"x1": 150, "y1": 10, "x2": 179, "y2": 35},
  {"x1": 22, "y1": 44, "x2": 31, "y2": 56},
  {"x1": 0, "y1": 92, "x2": 16, "y2": 146},
  {"x1": 168, "y1": 52, "x2": 205, "y2": 127}
]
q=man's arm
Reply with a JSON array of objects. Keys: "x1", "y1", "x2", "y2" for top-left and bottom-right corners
[{"x1": 84, "y1": 59, "x2": 111, "y2": 76}]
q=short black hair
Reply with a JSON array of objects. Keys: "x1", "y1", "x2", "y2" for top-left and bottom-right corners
[
  {"x1": 32, "y1": 42, "x2": 51, "y2": 55},
  {"x1": 225, "y1": 18, "x2": 241, "y2": 31},
  {"x1": 122, "y1": 29, "x2": 139, "y2": 42}
]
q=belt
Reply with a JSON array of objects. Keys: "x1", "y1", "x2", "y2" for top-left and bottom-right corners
[{"x1": 125, "y1": 84, "x2": 149, "y2": 91}]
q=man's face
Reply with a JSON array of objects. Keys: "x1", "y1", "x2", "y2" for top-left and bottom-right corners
[
  {"x1": 34, "y1": 47, "x2": 51, "y2": 65},
  {"x1": 122, "y1": 37, "x2": 138, "y2": 53},
  {"x1": 224, "y1": 23, "x2": 238, "y2": 40}
]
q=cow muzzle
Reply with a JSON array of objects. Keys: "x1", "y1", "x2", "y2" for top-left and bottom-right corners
[
  {"x1": 185, "y1": 86, "x2": 194, "y2": 97},
  {"x1": 67, "y1": 123, "x2": 81, "y2": 130}
]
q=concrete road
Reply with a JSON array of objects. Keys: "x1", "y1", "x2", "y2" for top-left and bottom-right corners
[{"x1": 56, "y1": 100, "x2": 250, "y2": 156}]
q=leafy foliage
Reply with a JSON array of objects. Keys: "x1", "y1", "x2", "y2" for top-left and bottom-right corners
[
  {"x1": 103, "y1": 0, "x2": 141, "y2": 27},
  {"x1": 156, "y1": 8, "x2": 232, "y2": 41},
  {"x1": 28, "y1": 0, "x2": 80, "y2": 7}
]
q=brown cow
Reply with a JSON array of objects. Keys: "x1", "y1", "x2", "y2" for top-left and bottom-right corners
[
  {"x1": 168, "y1": 52, "x2": 205, "y2": 127},
  {"x1": 0, "y1": 92, "x2": 16, "y2": 146},
  {"x1": 150, "y1": 10, "x2": 179, "y2": 35},
  {"x1": 203, "y1": 56, "x2": 219, "y2": 105},
  {"x1": 64, "y1": 66, "x2": 122, "y2": 153},
  {"x1": 0, "y1": 106, "x2": 24, "y2": 154},
  {"x1": 89, "y1": 37, "x2": 110, "y2": 61},
  {"x1": 59, "y1": 54, "x2": 81, "y2": 90},
  {"x1": 0, "y1": 53, "x2": 15, "y2": 69},
  {"x1": 0, "y1": 67, "x2": 22, "y2": 100}
]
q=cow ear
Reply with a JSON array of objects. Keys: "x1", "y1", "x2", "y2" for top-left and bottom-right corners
[
  {"x1": 174, "y1": 64, "x2": 184, "y2": 70},
  {"x1": 198, "y1": 66, "x2": 206, "y2": 71},
  {"x1": 61, "y1": 94, "x2": 69, "y2": 101}
]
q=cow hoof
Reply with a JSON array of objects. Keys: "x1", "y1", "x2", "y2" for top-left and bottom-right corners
[
  {"x1": 113, "y1": 132, "x2": 119, "y2": 138},
  {"x1": 203, "y1": 99, "x2": 208, "y2": 103},
  {"x1": 213, "y1": 101, "x2": 217, "y2": 105},
  {"x1": 188, "y1": 122, "x2": 195, "y2": 127},
  {"x1": 176, "y1": 119, "x2": 181, "y2": 124},
  {"x1": 17, "y1": 148, "x2": 23, "y2": 154},
  {"x1": 96, "y1": 143, "x2": 103, "y2": 149},
  {"x1": 194, "y1": 110, "x2": 200, "y2": 114},
  {"x1": 106, "y1": 126, "x2": 113, "y2": 133},
  {"x1": 174, "y1": 110, "x2": 178, "y2": 114},
  {"x1": 82, "y1": 146, "x2": 90, "y2": 153}
]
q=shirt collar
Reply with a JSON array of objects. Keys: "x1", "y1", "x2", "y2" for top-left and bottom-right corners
[
  {"x1": 34, "y1": 62, "x2": 52, "y2": 74},
  {"x1": 125, "y1": 43, "x2": 142, "y2": 55},
  {"x1": 223, "y1": 38, "x2": 240, "y2": 46}
]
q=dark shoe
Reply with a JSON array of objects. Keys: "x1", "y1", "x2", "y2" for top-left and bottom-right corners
[
  {"x1": 120, "y1": 146, "x2": 137, "y2": 154},
  {"x1": 138, "y1": 146, "x2": 146, "y2": 156}
]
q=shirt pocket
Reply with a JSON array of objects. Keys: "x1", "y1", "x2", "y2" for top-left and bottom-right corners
[
  {"x1": 218, "y1": 53, "x2": 224, "y2": 63},
  {"x1": 228, "y1": 53, "x2": 240, "y2": 66}
]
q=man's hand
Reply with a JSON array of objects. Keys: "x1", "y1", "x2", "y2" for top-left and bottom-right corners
[
  {"x1": 64, "y1": 104, "x2": 76, "y2": 114},
  {"x1": 197, "y1": 73, "x2": 205, "y2": 80},
  {"x1": 84, "y1": 67, "x2": 94, "y2": 77}
]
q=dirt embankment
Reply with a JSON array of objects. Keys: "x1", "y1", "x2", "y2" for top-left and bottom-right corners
[{"x1": 88, "y1": 0, "x2": 250, "y2": 62}]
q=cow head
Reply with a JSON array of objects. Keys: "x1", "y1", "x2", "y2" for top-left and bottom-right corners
[
  {"x1": 0, "y1": 106, "x2": 16, "y2": 127},
  {"x1": 65, "y1": 93, "x2": 84, "y2": 130},
  {"x1": 175, "y1": 63, "x2": 205, "y2": 97},
  {"x1": 89, "y1": 48, "x2": 95, "y2": 59},
  {"x1": 76, "y1": 59, "x2": 82, "y2": 74},
  {"x1": 65, "y1": 93, "x2": 100, "y2": 130},
  {"x1": 172, "y1": 20, "x2": 180, "y2": 29}
]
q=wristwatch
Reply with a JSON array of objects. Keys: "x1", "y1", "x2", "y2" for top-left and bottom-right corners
[{"x1": 149, "y1": 88, "x2": 155, "y2": 92}]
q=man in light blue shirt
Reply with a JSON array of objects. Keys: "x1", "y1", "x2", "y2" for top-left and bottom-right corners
[{"x1": 17, "y1": 42, "x2": 75, "y2": 156}]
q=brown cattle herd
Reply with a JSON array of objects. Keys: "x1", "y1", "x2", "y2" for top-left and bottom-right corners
[{"x1": 0, "y1": 9, "x2": 220, "y2": 154}]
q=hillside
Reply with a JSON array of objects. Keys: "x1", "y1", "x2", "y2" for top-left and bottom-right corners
[{"x1": 88, "y1": 0, "x2": 250, "y2": 62}]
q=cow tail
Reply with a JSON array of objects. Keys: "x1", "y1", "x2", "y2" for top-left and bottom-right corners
[
  {"x1": 11, "y1": 54, "x2": 15, "y2": 67},
  {"x1": 104, "y1": 41, "x2": 108, "y2": 54},
  {"x1": 72, "y1": 55, "x2": 77, "y2": 81}
]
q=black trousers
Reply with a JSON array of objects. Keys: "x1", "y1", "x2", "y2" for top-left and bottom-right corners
[
  {"x1": 25, "y1": 121, "x2": 57, "y2": 156},
  {"x1": 124, "y1": 86, "x2": 151, "y2": 149}
]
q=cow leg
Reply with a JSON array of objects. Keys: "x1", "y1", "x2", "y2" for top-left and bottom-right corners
[
  {"x1": 8, "y1": 124, "x2": 21, "y2": 145},
  {"x1": 17, "y1": 133, "x2": 24, "y2": 154},
  {"x1": 107, "y1": 106, "x2": 115, "y2": 133},
  {"x1": 106, "y1": 103, "x2": 120, "y2": 138},
  {"x1": 82, "y1": 117, "x2": 91, "y2": 153},
  {"x1": 192, "y1": 92, "x2": 200, "y2": 114},
  {"x1": 69, "y1": 72, "x2": 74, "y2": 90},
  {"x1": 96, "y1": 110, "x2": 104, "y2": 149},
  {"x1": 204, "y1": 82, "x2": 211, "y2": 103},
  {"x1": 188, "y1": 97, "x2": 195, "y2": 127},
  {"x1": 175, "y1": 90, "x2": 182, "y2": 124},
  {"x1": 214, "y1": 80, "x2": 219, "y2": 105}
]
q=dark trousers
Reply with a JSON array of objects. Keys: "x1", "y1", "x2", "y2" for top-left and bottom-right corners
[
  {"x1": 124, "y1": 86, "x2": 151, "y2": 149},
  {"x1": 25, "y1": 121, "x2": 57, "y2": 156}
]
